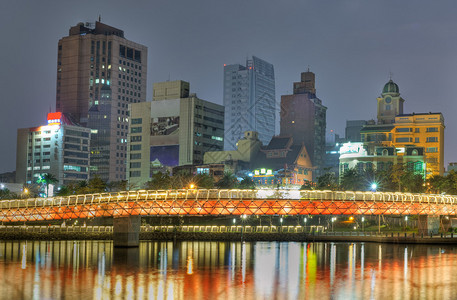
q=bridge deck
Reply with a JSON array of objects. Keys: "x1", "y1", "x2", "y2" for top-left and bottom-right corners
[{"x1": 1, "y1": 189, "x2": 456, "y2": 222}]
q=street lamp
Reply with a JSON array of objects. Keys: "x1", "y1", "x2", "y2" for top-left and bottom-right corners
[
  {"x1": 233, "y1": 218, "x2": 236, "y2": 224},
  {"x1": 331, "y1": 217, "x2": 336, "y2": 232},
  {"x1": 371, "y1": 183, "x2": 377, "y2": 192},
  {"x1": 361, "y1": 216, "x2": 365, "y2": 232}
]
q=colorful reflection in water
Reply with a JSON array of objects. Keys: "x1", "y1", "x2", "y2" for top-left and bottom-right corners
[{"x1": 0, "y1": 240, "x2": 457, "y2": 299}]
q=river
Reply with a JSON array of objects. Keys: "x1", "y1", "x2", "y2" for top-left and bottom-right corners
[{"x1": 0, "y1": 240, "x2": 456, "y2": 299}]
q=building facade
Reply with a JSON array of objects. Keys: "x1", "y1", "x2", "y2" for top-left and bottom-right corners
[
  {"x1": 252, "y1": 136, "x2": 313, "y2": 186},
  {"x1": 56, "y1": 21, "x2": 147, "y2": 182},
  {"x1": 16, "y1": 112, "x2": 91, "y2": 187},
  {"x1": 339, "y1": 142, "x2": 426, "y2": 179},
  {"x1": 280, "y1": 70, "x2": 327, "y2": 178},
  {"x1": 223, "y1": 56, "x2": 276, "y2": 150},
  {"x1": 360, "y1": 80, "x2": 445, "y2": 177},
  {"x1": 345, "y1": 120, "x2": 368, "y2": 142},
  {"x1": 127, "y1": 81, "x2": 224, "y2": 187},
  {"x1": 204, "y1": 131, "x2": 263, "y2": 174}
]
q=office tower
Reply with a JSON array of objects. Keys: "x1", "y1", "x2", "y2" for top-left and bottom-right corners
[
  {"x1": 127, "y1": 81, "x2": 224, "y2": 188},
  {"x1": 345, "y1": 120, "x2": 368, "y2": 142},
  {"x1": 16, "y1": 112, "x2": 91, "y2": 188},
  {"x1": 223, "y1": 56, "x2": 276, "y2": 150},
  {"x1": 280, "y1": 70, "x2": 327, "y2": 178},
  {"x1": 56, "y1": 21, "x2": 147, "y2": 182}
]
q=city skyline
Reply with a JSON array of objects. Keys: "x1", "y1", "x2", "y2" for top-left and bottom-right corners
[{"x1": 1, "y1": 1, "x2": 457, "y2": 173}]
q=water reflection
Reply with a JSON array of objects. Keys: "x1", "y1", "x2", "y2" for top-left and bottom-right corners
[{"x1": 0, "y1": 240, "x2": 457, "y2": 299}]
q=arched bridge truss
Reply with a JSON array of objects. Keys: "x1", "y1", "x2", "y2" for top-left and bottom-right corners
[{"x1": 1, "y1": 189, "x2": 457, "y2": 223}]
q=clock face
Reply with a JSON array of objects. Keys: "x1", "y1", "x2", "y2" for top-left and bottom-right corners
[{"x1": 385, "y1": 96, "x2": 392, "y2": 103}]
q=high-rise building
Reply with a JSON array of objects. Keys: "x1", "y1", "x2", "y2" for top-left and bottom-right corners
[
  {"x1": 127, "y1": 81, "x2": 224, "y2": 188},
  {"x1": 56, "y1": 21, "x2": 147, "y2": 182},
  {"x1": 223, "y1": 56, "x2": 276, "y2": 150},
  {"x1": 280, "y1": 70, "x2": 327, "y2": 178},
  {"x1": 16, "y1": 112, "x2": 91, "y2": 188},
  {"x1": 360, "y1": 80, "x2": 445, "y2": 177},
  {"x1": 345, "y1": 120, "x2": 368, "y2": 142}
]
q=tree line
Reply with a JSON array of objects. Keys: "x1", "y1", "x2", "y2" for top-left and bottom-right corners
[{"x1": 309, "y1": 164, "x2": 457, "y2": 194}]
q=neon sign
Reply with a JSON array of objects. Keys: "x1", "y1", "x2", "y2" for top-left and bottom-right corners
[{"x1": 47, "y1": 112, "x2": 62, "y2": 125}]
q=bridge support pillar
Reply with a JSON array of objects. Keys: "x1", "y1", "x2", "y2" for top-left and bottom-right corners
[
  {"x1": 418, "y1": 215, "x2": 439, "y2": 236},
  {"x1": 113, "y1": 216, "x2": 141, "y2": 247},
  {"x1": 440, "y1": 216, "x2": 451, "y2": 233}
]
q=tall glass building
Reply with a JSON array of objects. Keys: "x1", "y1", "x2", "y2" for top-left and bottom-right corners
[{"x1": 223, "y1": 56, "x2": 276, "y2": 150}]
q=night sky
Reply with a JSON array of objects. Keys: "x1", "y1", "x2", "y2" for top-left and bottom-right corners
[{"x1": 1, "y1": 1, "x2": 457, "y2": 173}]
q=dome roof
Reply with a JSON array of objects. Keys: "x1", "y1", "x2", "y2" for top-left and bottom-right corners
[{"x1": 382, "y1": 80, "x2": 399, "y2": 94}]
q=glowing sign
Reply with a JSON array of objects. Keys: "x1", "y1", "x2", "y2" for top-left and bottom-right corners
[
  {"x1": 339, "y1": 142, "x2": 367, "y2": 158},
  {"x1": 253, "y1": 169, "x2": 273, "y2": 177},
  {"x1": 47, "y1": 112, "x2": 62, "y2": 125}
]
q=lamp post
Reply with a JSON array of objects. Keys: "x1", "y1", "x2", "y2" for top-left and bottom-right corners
[
  {"x1": 371, "y1": 183, "x2": 377, "y2": 192},
  {"x1": 362, "y1": 216, "x2": 365, "y2": 232}
]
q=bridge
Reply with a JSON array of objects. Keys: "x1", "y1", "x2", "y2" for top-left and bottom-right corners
[{"x1": 1, "y1": 189, "x2": 456, "y2": 246}]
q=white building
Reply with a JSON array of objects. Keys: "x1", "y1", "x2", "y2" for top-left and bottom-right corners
[{"x1": 16, "y1": 112, "x2": 91, "y2": 187}]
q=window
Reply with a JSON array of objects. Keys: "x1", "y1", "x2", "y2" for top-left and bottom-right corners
[
  {"x1": 426, "y1": 127, "x2": 438, "y2": 132},
  {"x1": 131, "y1": 118, "x2": 142, "y2": 125},
  {"x1": 130, "y1": 162, "x2": 141, "y2": 168},
  {"x1": 130, "y1": 171, "x2": 141, "y2": 177},
  {"x1": 427, "y1": 147, "x2": 438, "y2": 153},
  {"x1": 396, "y1": 137, "x2": 412, "y2": 143},
  {"x1": 396, "y1": 128, "x2": 411, "y2": 132},
  {"x1": 415, "y1": 138, "x2": 419, "y2": 143},
  {"x1": 131, "y1": 127, "x2": 142, "y2": 133},
  {"x1": 130, "y1": 144, "x2": 141, "y2": 151},
  {"x1": 130, "y1": 153, "x2": 141, "y2": 159},
  {"x1": 131, "y1": 136, "x2": 142, "y2": 142},
  {"x1": 426, "y1": 137, "x2": 438, "y2": 143}
]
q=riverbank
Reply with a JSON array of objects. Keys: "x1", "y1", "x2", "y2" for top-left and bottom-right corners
[{"x1": 1, "y1": 231, "x2": 457, "y2": 245}]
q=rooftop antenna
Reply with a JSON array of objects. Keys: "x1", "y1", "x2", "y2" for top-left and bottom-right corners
[
  {"x1": 98, "y1": 15, "x2": 101, "y2": 22},
  {"x1": 307, "y1": 65, "x2": 311, "y2": 72},
  {"x1": 389, "y1": 70, "x2": 393, "y2": 80}
]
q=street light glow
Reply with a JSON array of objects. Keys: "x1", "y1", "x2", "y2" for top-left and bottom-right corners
[{"x1": 371, "y1": 183, "x2": 377, "y2": 190}]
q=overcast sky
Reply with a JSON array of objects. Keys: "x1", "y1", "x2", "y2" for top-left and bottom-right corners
[{"x1": 1, "y1": 1, "x2": 457, "y2": 174}]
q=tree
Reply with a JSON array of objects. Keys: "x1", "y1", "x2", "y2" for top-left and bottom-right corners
[
  {"x1": 145, "y1": 172, "x2": 172, "y2": 190},
  {"x1": 0, "y1": 188, "x2": 13, "y2": 200},
  {"x1": 193, "y1": 173, "x2": 215, "y2": 189},
  {"x1": 76, "y1": 176, "x2": 106, "y2": 194},
  {"x1": 339, "y1": 168, "x2": 364, "y2": 191},
  {"x1": 427, "y1": 175, "x2": 446, "y2": 194},
  {"x1": 300, "y1": 180, "x2": 314, "y2": 190},
  {"x1": 239, "y1": 176, "x2": 256, "y2": 189},
  {"x1": 215, "y1": 172, "x2": 238, "y2": 189},
  {"x1": 315, "y1": 173, "x2": 338, "y2": 190},
  {"x1": 107, "y1": 180, "x2": 129, "y2": 192},
  {"x1": 40, "y1": 173, "x2": 58, "y2": 197}
]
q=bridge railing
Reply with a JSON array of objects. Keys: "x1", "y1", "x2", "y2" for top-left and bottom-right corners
[{"x1": 1, "y1": 189, "x2": 457, "y2": 209}]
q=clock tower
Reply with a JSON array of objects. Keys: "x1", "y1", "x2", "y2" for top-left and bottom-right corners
[{"x1": 377, "y1": 79, "x2": 404, "y2": 124}]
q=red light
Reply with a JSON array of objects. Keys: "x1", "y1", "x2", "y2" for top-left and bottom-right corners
[{"x1": 47, "y1": 112, "x2": 62, "y2": 121}]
